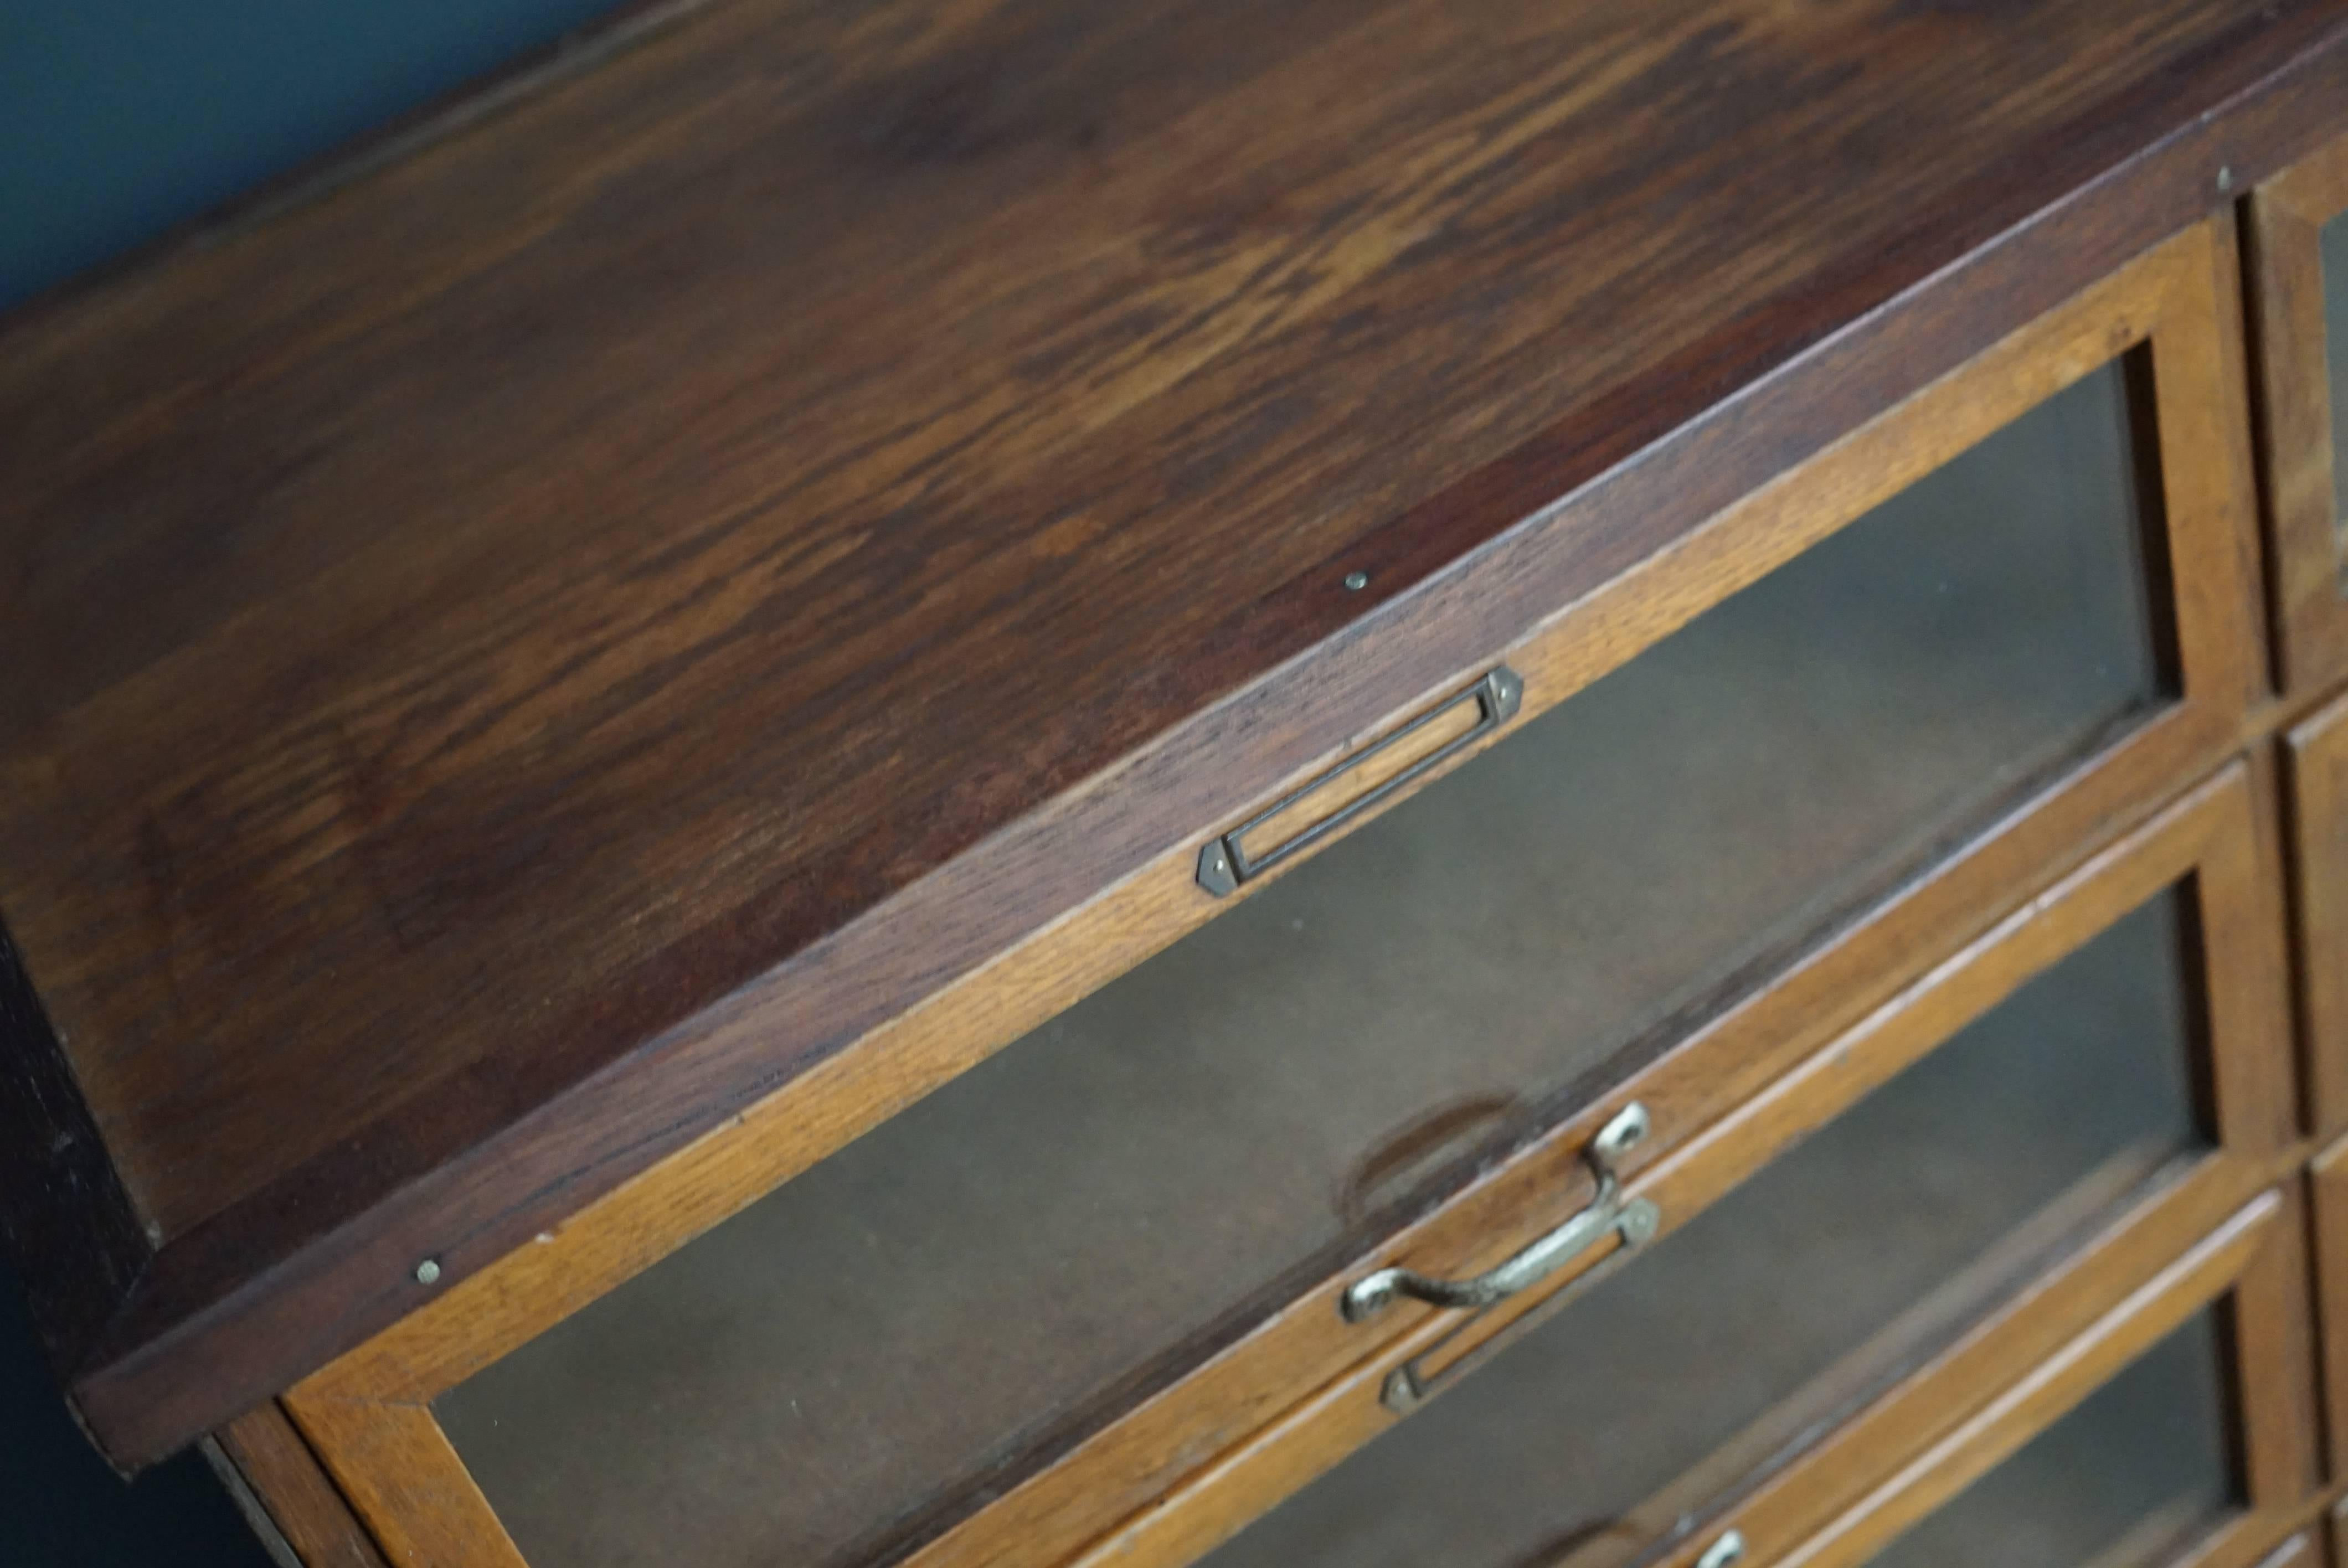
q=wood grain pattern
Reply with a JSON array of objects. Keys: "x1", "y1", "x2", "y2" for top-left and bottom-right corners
[
  {"x1": 3, "y1": 0, "x2": 2345, "y2": 1466},
  {"x1": 216, "y1": 1402, "x2": 390, "y2": 1568},
  {"x1": 289, "y1": 227, "x2": 2275, "y2": 1568},
  {"x1": 284, "y1": 1396, "x2": 526, "y2": 1568}
]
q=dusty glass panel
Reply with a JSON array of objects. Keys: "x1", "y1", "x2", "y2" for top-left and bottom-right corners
[
  {"x1": 1863, "y1": 1308, "x2": 2237, "y2": 1568},
  {"x1": 1195, "y1": 893, "x2": 2205, "y2": 1568},
  {"x1": 438, "y1": 361, "x2": 2169, "y2": 1568},
  {"x1": 2320, "y1": 213, "x2": 2348, "y2": 562}
]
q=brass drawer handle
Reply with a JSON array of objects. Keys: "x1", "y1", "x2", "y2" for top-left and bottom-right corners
[
  {"x1": 1340, "y1": 1103, "x2": 1656, "y2": 1322},
  {"x1": 1197, "y1": 666, "x2": 1523, "y2": 896}
]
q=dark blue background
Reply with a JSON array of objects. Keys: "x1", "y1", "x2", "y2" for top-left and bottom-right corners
[
  {"x1": 1, "y1": 0, "x2": 625, "y2": 310},
  {"x1": 1, "y1": 2, "x2": 623, "y2": 1559},
  {"x1": 1, "y1": 1255, "x2": 276, "y2": 1567}
]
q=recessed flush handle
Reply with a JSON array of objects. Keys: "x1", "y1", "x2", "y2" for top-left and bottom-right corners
[
  {"x1": 1197, "y1": 666, "x2": 1523, "y2": 896},
  {"x1": 1340, "y1": 1102, "x2": 1657, "y2": 1322}
]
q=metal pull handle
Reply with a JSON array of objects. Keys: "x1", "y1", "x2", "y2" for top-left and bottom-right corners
[
  {"x1": 1341, "y1": 1103, "x2": 1657, "y2": 1322},
  {"x1": 1198, "y1": 666, "x2": 1522, "y2": 896}
]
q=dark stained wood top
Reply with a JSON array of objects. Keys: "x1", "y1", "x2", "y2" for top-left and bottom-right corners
[{"x1": 3, "y1": 0, "x2": 2346, "y2": 1466}]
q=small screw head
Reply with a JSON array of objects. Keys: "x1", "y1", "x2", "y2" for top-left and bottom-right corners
[
  {"x1": 1599, "y1": 1101, "x2": 1651, "y2": 1155},
  {"x1": 414, "y1": 1258, "x2": 443, "y2": 1286},
  {"x1": 1343, "y1": 570, "x2": 1369, "y2": 591}
]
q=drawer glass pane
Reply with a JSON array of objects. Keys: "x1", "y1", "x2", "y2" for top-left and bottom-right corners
[
  {"x1": 1192, "y1": 892, "x2": 2205, "y2": 1568},
  {"x1": 2323, "y1": 213, "x2": 2348, "y2": 538},
  {"x1": 436, "y1": 363, "x2": 2169, "y2": 1568},
  {"x1": 1863, "y1": 1307, "x2": 2237, "y2": 1568}
]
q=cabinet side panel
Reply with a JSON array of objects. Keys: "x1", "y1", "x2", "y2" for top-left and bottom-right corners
[{"x1": 0, "y1": 911, "x2": 148, "y2": 1405}]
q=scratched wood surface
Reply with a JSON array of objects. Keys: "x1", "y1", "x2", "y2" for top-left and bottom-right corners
[{"x1": 4, "y1": 0, "x2": 2348, "y2": 1466}]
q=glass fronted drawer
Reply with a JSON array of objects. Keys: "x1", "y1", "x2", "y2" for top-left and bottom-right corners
[
  {"x1": 1098, "y1": 764, "x2": 2297, "y2": 1568},
  {"x1": 286, "y1": 224, "x2": 2269, "y2": 1568},
  {"x1": 1196, "y1": 898, "x2": 2207, "y2": 1568},
  {"x1": 1771, "y1": 1184, "x2": 2315, "y2": 1568},
  {"x1": 1856, "y1": 1309, "x2": 2244, "y2": 1568}
]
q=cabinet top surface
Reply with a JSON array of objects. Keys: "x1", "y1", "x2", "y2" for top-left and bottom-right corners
[{"x1": 1, "y1": 0, "x2": 2342, "y2": 1462}]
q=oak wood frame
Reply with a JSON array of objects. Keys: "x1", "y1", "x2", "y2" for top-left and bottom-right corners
[
  {"x1": 2288, "y1": 693, "x2": 2348, "y2": 1139},
  {"x1": 2310, "y1": 1133, "x2": 2348, "y2": 1488},
  {"x1": 1772, "y1": 1184, "x2": 2319, "y2": 1568},
  {"x1": 2244, "y1": 1534, "x2": 2319, "y2": 1568},
  {"x1": 285, "y1": 220, "x2": 2269, "y2": 1567},
  {"x1": 1065, "y1": 761, "x2": 2302, "y2": 1568},
  {"x1": 2251, "y1": 132, "x2": 2348, "y2": 694},
  {"x1": 214, "y1": 1403, "x2": 389, "y2": 1568}
]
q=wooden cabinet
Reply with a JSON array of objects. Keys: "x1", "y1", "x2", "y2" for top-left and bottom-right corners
[{"x1": 12, "y1": 4, "x2": 2348, "y2": 1568}]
